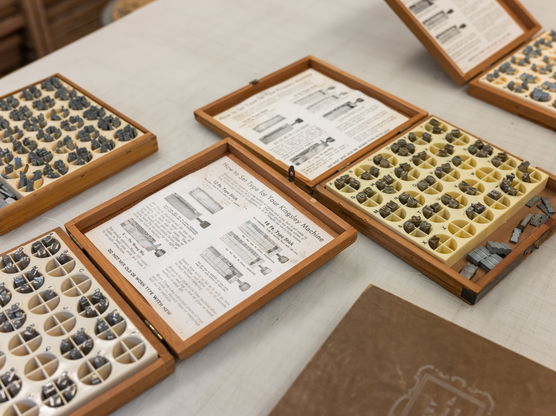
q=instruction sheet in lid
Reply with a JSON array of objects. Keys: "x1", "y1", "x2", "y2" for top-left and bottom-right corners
[
  {"x1": 401, "y1": 0, "x2": 525, "y2": 74},
  {"x1": 85, "y1": 156, "x2": 333, "y2": 340},
  {"x1": 214, "y1": 69, "x2": 408, "y2": 180}
]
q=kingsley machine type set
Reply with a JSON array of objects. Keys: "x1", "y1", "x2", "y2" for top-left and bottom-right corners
[{"x1": 0, "y1": 0, "x2": 555, "y2": 414}]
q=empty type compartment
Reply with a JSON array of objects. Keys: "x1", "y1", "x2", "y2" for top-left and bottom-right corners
[
  {"x1": 44, "y1": 312, "x2": 76, "y2": 337},
  {"x1": 448, "y1": 220, "x2": 476, "y2": 239},
  {"x1": 28, "y1": 290, "x2": 60, "y2": 314},
  {"x1": 24, "y1": 353, "x2": 58, "y2": 381},
  {"x1": 113, "y1": 337, "x2": 146, "y2": 364},
  {"x1": 45, "y1": 253, "x2": 76, "y2": 277},
  {"x1": 3, "y1": 399, "x2": 39, "y2": 416},
  {"x1": 0, "y1": 231, "x2": 158, "y2": 414},
  {"x1": 327, "y1": 117, "x2": 549, "y2": 265},
  {"x1": 476, "y1": 167, "x2": 502, "y2": 183},
  {"x1": 0, "y1": 76, "x2": 144, "y2": 205},
  {"x1": 61, "y1": 275, "x2": 92, "y2": 297},
  {"x1": 480, "y1": 30, "x2": 556, "y2": 113}
]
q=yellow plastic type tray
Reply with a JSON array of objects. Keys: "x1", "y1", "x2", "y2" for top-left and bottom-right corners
[
  {"x1": 0, "y1": 76, "x2": 143, "y2": 200},
  {"x1": 326, "y1": 117, "x2": 549, "y2": 266},
  {"x1": 0, "y1": 230, "x2": 157, "y2": 414},
  {"x1": 479, "y1": 30, "x2": 556, "y2": 114}
]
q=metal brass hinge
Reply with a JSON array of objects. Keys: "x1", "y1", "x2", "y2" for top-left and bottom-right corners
[
  {"x1": 145, "y1": 319, "x2": 164, "y2": 342},
  {"x1": 69, "y1": 232, "x2": 83, "y2": 250}
]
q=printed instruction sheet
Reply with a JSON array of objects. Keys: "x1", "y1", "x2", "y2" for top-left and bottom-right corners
[
  {"x1": 86, "y1": 156, "x2": 333, "y2": 340},
  {"x1": 215, "y1": 69, "x2": 408, "y2": 180},
  {"x1": 402, "y1": 0, "x2": 524, "y2": 73}
]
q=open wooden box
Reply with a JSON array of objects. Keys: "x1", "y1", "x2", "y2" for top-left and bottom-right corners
[
  {"x1": 0, "y1": 139, "x2": 355, "y2": 414},
  {"x1": 0, "y1": 227, "x2": 174, "y2": 416},
  {"x1": 194, "y1": 57, "x2": 555, "y2": 303},
  {"x1": 20, "y1": 138, "x2": 353, "y2": 414},
  {"x1": 195, "y1": 56, "x2": 427, "y2": 192},
  {"x1": 315, "y1": 115, "x2": 556, "y2": 304},
  {"x1": 66, "y1": 138, "x2": 356, "y2": 359},
  {"x1": 0, "y1": 74, "x2": 158, "y2": 235},
  {"x1": 384, "y1": 0, "x2": 556, "y2": 130}
]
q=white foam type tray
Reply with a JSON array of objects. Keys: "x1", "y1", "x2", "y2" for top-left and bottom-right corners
[
  {"x1": 327, "y1": 117, "x2": 548, "y2": 266},
  {"x1": 0, "y1": 76, "x2": 144, "y2": 203},
  {"x1": 0, "y1": 230, "x2": 157, "y2": 415},
  {"x1": 480, "y1": 30, "x2": 556, "y2": 113}
]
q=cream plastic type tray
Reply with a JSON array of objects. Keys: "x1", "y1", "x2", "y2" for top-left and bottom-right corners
[
  {"x1": 480, "y1": 30, "x2": 556, "y2": 114},
  {"x1": 326, "y1": 117, "x2": 549, "y2": 266},
  {"x1": 0, "y1": 230, "x2": 156, "y2": 415},
  {"x1": 0, "y1": 76, "x2": 142, "y2": 200}
]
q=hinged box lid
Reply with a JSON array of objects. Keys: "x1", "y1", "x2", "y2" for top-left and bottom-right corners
[
  {"x1": 195, "y1": 56, "x2": 427, "y2": 192},
  {"x1": 384, "y1": 0, "x2": 541, "y2": 85},
  {"x1": 66, "y1": 139, "x2": 357, "y2": 360}
]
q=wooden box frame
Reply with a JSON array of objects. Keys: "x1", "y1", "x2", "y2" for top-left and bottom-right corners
[
  {"x1": 314, "y1": 115, "x2": 556, "y2": 304},
  {"x1": 66, "y1": 138, "x2": 357, "y2": 360},
  {"x1": 194, "y1": 57, "x2": 554, "y2": 302},
  {"x1": 1, "y1": 228, "x2": 175, "y2": 416},
  {"x1": 0, "y1": 74, "x2": 158, "y2": 235},
  {"x1": 384, "y1": 0, "x2": 556, "y2": 130},
  {"x1": 194, "y1": 56, "x2": 428, "y2": 192}
]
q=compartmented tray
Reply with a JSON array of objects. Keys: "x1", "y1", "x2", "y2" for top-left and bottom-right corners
[
  {"x1": 469, "y1": 30, "x2": 556, "y2": 129},
  {"x1": 195, "y1": 57, "x2": 555, "y2": 302},
  {"x1": 385, "y1": 0, "x2": 556, "y2": 130},
  {"x1": 194, "y1": 56, "x2": 427, "y2": 192},
  {"x1": 0, "y1": 74, "x2": 158, "y2": 235},
  {"x1": 0, "y1": 139, "x2": 356, "y2": 413},
  {"x1": 65, "y1": 138, "x2": 356, "y2": 360},
  {"x1": 316, "y1": 115, "x2": 555, "y2": 303},
  {"x1": 0, "y1": 229, "x2": 173, "y2": 416},
  {"x1": 326, "y1": 117, "x2": 548, "y2": 266}
]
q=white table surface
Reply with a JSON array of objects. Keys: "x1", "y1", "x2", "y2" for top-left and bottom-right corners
[{"x1": 1, "y1": 0, "x2": 555, "y2": 414}]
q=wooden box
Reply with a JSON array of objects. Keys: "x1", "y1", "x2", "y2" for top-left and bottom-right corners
[
  {"x1": 0, "y1": 228, "x2": 174, "y2": 415},
  {"x1": 384, "y1": 0, "x2": 556, "y2": 130},
  {"x1": 66, "y1": 138, "x2": 357, "y2": 359},
  {"x1": 0, "y1": 139, "x2": 355, "y2": 414},
  {"x1": 195, "y1": 56, "x2": 427, "y2": 192},
  {"x1": 194, "y1": 57, "x2": 554, "y2": 303},
  {"x1": 315, "y1": 115, "x2": 556, "y2": 304},
  {"x1": 0, "y1": 74, "x2": 158, "y2": 235}
]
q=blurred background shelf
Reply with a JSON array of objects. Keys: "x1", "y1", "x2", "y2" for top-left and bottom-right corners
[{"x1": 0, "y1": 0, "x2": 154, "y2": 76}]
